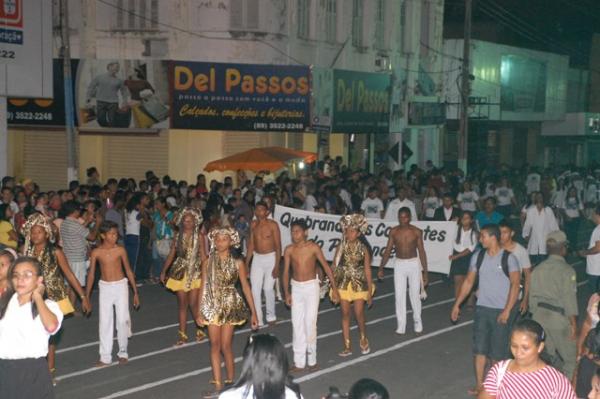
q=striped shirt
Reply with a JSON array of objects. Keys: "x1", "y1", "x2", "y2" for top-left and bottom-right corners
[
  {"x1": 60, "y1": 217, "x2": 90, "y2": 262},
  {"x1": 483, "y1": 360, "x2": 576, "y2": 399}
]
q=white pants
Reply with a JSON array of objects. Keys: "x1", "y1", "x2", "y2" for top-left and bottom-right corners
[
  {"x1": 393, "y1": 258, "x2": 422, "y2": 334},
  {"x1": 250, "y1": 252, "x2": 277, "y2": 326},
  {"x1": 99, "y1": 278, "x2": 131, "y2": 364},
  {"x1": 291, "y1": 278, "x2": 320, "y2": 368}
]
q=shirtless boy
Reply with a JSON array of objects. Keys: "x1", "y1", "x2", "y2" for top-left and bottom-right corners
[
  {"x1": 86, "y1": 221, "x2": 140, "y2": 367},
  {"x1": 283, "y1": 219, "x2": 340, "y2": 371},
  {"x1": 377, "y1": 207, "x2": 428, "y2": 334},
  {"x1": 246, "y1": 201, "x2": 281, "y2": 327}
]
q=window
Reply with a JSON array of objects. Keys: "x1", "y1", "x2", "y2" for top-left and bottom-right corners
[
  {"x1": 297, "y1": 0, "x2": 310, "y2": 39},
  {"x1": 116, "y1": 0, "x2": 159, "y2": 31},
  {"x1": 325, "y1": 0, "x2": 337, "y2": 43},
  {"x1": 374, "y1": 0, "x2": 385, "y2": 49},
  {"x1": 230, "y1": 0, "x2": 260, "y2": 30},
  {"x1": 352, "y1": 0, "x2": 363, "y2": 47}
]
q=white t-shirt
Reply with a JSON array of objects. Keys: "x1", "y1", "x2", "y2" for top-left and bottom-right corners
[
  {"x1": 219, "y1": 385, "x2": 303, "y2": 399},
  {"x1": 495, "y1": 187, "x2": 514, "y2": 206},
  {"x1": 0, "y1": 294, "x2": 63, "y2": 359},
  {"x1": 562, "y1": 197, "x2": 583, "y2": 218},
  {"x1": 526, "y1": 173, "x2": 541, "y2": 194},
  {"x1": 422, "y1": 197, "x2": 441, "y2": 218},
  {"x1": 303, "y1": 195, "x2": 318, "y2": 212},
  {"x1": 507, "y1": 242, "x2": 531, "y2": 271},
  {"x1": 457, "y1": 191, "x2": 479, "y2": 212},
  {"x1": 361, "y1": 197, "x2": 384, "y2": 219},
  {"x1": 125, "y1": 209, "x2": 141, "y2": 236},
  {"x1": 453, "y1": 228, "x2": 477, "y2": 253},
  {"x1": 587, "y1": 225, "x2": 600, "y2": 276}
]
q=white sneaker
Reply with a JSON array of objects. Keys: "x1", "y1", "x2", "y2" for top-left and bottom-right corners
[{"x1": 414, "y1": 321, "x2": 423, "y2": 334}]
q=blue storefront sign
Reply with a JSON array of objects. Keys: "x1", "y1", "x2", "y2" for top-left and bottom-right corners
[{"x1": 170, "y1": 61, "x2": 310, "y2": 131}]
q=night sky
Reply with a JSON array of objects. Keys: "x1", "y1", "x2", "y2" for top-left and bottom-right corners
[{"x1": 444, "y1": 0, "x2": 600, "y2": 66}]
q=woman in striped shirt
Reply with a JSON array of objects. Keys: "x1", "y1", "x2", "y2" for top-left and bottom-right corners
[{"x1": 480, "y1": 319, "x2": 576, "y2": 399}]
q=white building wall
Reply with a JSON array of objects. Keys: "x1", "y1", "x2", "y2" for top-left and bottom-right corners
[
  {"x1": 443, "y1": 39, "x2": 569, "y2": 122},
  {"x1": 56, "y1": 0, "x2": 446, "y2": 171}
]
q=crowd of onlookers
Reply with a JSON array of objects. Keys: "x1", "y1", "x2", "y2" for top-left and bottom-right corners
[
  {"x1": 3, "y1": 158, "x2": 600, "y2": 398},
  {"x1": 0, "y1": 159, "x2": 599, "y2": 292}
]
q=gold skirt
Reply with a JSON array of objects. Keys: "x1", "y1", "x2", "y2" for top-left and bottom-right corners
[
  {"x1": 57, "y1": 298, "x2": 75, "y2": 315},
  {"x1": 331, "y1": 283, "x2": 375, "y2": 303},
  {"x1": 166, "y1": 277, "x2": 202, "y2": 292}
]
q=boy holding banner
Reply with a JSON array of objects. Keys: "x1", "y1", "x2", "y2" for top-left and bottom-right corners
[{"x1": 283, "y1": 219, "x2": 340, "y2": 372}]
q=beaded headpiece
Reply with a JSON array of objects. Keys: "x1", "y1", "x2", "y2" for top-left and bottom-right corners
[
  {"x1": 22, "y1": 213, "x2": 55, "y2": 248},
  {"x1": 208, "y1": 227, "x2": 241, "y2": 250},
  {"x1": 174, "y1": 207, "x2": 203, "y2": 227},
  {"x1": 339, "y1": 214, "x2": 369, "y2": 235}
]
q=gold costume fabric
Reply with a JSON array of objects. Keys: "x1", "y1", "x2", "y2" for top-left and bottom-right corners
[
  {"x1": 199, "y1": 254, "x2": 249, "y2": 326},
  {"x1": 26, "y1": 245, "x2": 70, "y2": 307},
  {"x1": 167, "y1": 233, "x2": 202, "y2": 290},
  {"x1": 333, "y1": 240, "x2": 369, "y2": 292}
]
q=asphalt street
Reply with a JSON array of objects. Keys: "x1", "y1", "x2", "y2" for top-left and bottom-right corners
[{"x1": 52, "y1": 255, "x2": 592, "y2": 399}]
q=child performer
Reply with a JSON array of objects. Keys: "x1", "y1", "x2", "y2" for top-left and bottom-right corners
[
  {"x1": 332, "y1": 214, "x2": 374, "y2": 357},
  {"x1": 197, "y1": 227, "x2": 258, "y2": 398},
  {"x1": 283, "y1": 219, "x2": 340, "y2": 372},
  {"x1": 22, "y1": 213, "x2": 91, "y2": 380},
  {"x1": 0, "y1": 257, "x2": 64, "y2": 399},
  {"x1": 0, "y1": 249, "x2": 17, "y2": 298},
  {"x1": 160, "y1": 207, "x2": 207, "y2": 345},
  {"x1": 86, "y1": 221, "x2": 140, "y2": 366}
]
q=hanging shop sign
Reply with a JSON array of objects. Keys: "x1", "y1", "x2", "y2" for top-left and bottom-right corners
[
  {"x1": 170, "y1": 61, "x2": 310, "y2": 131},
  {"x1": 332, "y1": 69, "x2": 391, "y2": 134}
]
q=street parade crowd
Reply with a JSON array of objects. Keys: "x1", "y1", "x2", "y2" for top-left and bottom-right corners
[{"x1": 2, "y1": 158, "x2": 600, "y2": 398}]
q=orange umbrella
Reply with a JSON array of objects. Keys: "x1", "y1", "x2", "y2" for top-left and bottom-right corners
[{"x1": 204, "y1": 146, "x2": 317, "y2": 172}]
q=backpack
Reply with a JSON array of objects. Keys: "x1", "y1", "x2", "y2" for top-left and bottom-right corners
[{"x1": 475, "y1": 249, "x2": 511, "y2": 279}]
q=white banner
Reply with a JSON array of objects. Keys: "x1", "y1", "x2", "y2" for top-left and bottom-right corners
[{"x1": 274, "y1": 205, "x2": 458, "y2": 275}]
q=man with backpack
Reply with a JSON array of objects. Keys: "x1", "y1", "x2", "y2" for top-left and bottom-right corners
[
  {"x1": 529, "y1": 230, "x2": 578, "y2": 379},
  {"x1": 450, "y1": 224, "x2": 521, "y2": 396}
]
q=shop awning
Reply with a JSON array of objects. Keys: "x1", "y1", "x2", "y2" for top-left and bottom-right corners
[{"x1": 204, "y1": 146, "x2": 317, "y2": 172}]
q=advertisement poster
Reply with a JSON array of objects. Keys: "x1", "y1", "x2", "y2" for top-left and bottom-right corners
[
  {"x1": 170, "y1": 61, "x2": 310, "y2": 131},
  {"x1": 273, "y1": 205, "x2": 457, "y2": 275},
  {"x1": 332, "y1": 69, "x2": 391, "y2": 134},
  {"x1": 7, "y1": 59, "x2": 78, "y2": 126},
  {"x1": 76, "y1": 59, "x2": 170, "y2": 130}
]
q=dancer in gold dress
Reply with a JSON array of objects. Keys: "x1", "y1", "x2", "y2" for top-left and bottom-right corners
[
  {"x1": 197, "y1": 227, "x2": 258, "y2": 398},
  {"x1": 160, "y1": 207, "x2": 207, "y2": 345},
  {"x1": 22, "y1": 213, "x2": 91, "y2": 380},
  {"x1": 332, "y1": 214, "x2": 374, "y2": 357}
]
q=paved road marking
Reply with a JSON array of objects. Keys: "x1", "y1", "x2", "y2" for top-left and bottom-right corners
[
  {"x1": 295, "y1": 320, "x2": 474, "y2": 383},
  {"x1": 96, "y1": 298, "x2": 460, "y2": 398},
  {"x1": 56, "y1": 273, "x2": 410, "y2": 354}
]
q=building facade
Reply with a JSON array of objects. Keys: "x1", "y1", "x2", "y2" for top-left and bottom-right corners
[
  {"x1": 7, "y1": 0, "x2": 446, "y2": 189},
  {"x1": 443, "y1": 39, "x2": 573, "y2": 170}
]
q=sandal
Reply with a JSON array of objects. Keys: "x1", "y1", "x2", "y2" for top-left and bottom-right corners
[
  {"x1": 203, "y1": 380, "x2": 223, "y2": 398},
  {"x1": 338, "y1": 339, "x2": 352, "y2": 357},
  {"x1": 49, "y1": 367, "x2": 57, "y2": 387},
  {"x1": 196, "y1": 328, "x2": 207, "y2": 342},
  {"x1": 224, "y1": 379, "x2": 234, "y2": 387},
  {"x1": 360, "y1": 335, "x2": 370, "y2": 355},
  {"x1": 175, "y1": 330, "x2": 188, "y2": 346}
]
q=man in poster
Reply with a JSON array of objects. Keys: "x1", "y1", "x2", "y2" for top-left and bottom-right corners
[{"x1": 86, "y1": 61, "x2": 130, "y2": 127}]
